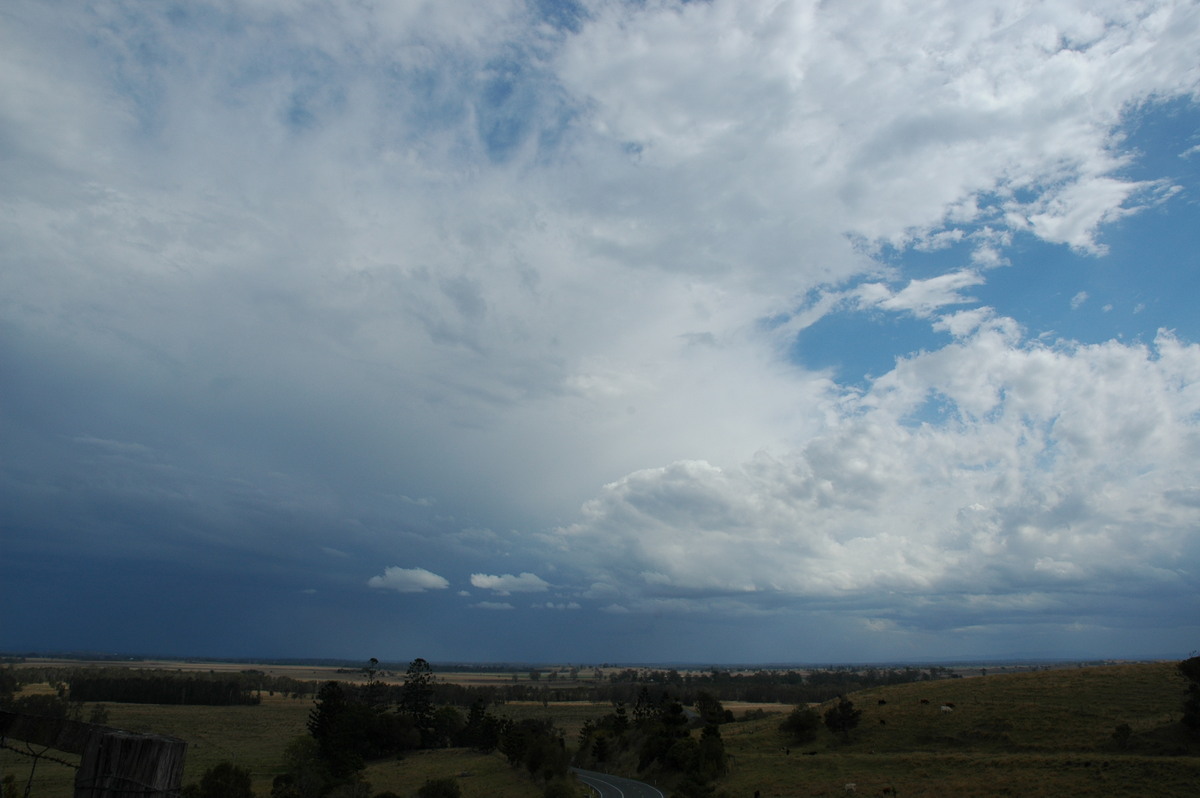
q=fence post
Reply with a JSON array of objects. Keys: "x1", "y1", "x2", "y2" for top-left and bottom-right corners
[
  {"x1": 74, "y1": 729, "x2": 187, "y2": 798},
  {"x1": 1, "y1": 711, "x2": 187, "y2": 797}
]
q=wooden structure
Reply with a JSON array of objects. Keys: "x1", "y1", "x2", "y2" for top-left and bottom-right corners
[{"x1": 0, "y1": 710, "x2": 186, "y2": 797}]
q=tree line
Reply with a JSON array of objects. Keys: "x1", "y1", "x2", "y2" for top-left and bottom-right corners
[
  {"x1": 274, "y1": 658, "x2": 577, "y2": 798},
  {"x1": 68, "y1": 674, "x2": 261, "y2": 706},
  {"x1": 4, "y1": 661, "x2": 959, "y2": 709},
  {"x1": 574, "y1": 685, "x2": 729, "y2": 798}
]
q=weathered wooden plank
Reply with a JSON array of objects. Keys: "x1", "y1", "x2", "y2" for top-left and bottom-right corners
[
  {"x1": 75, "y1": 730, "x2": 187, "y2": 798},
  {"x1": 0, "y1": 712, "x2": 186, "y2": 797}
]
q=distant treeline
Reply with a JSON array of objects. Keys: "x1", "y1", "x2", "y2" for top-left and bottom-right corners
[
  {"x1": 443, "y1": 665, "x2": 955, "y2": 706},
  {"x1": 6, "y1": 666, "x2": 319, "y2": 706},
  {"x1": 6, "y1": 662, "x2": 954, "y2": 708},
  {"x1": 68, "y1": 673, "x2": 261, "y2": 706}
]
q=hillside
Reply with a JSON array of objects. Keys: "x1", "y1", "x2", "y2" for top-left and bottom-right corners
[
  {"x1": 3, "y1": 661, "x2": 1197, "y2": 797},
  {"x1": 716, "y1": 662, "x2": 1199, "y2": 797}
]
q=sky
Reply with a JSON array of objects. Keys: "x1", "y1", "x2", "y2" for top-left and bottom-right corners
[{"x1": 2, "y1": 0, "x2": 1199, "y2": 665}]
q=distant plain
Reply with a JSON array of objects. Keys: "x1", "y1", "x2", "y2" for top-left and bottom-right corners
[{"x1": 2, "y1": 658, "x2": 1197, "y2": 796}]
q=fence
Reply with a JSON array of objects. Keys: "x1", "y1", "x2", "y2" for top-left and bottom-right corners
[{"x1": 0, "y1": 711, "x2": 186, "y2": 797}]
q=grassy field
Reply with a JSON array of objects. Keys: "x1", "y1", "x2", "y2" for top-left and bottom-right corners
[
  {"x1": 3, "y1": 661, "x2": 1197, "y2": 797},
  {"x1": 0, "y1": 695, "x2": 313, "y2": 797},
  {"x1": 718, "y1": 661, "x2": 1200, "y2": 797}
]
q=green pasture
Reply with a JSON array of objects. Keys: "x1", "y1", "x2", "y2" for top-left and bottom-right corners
[
  {"x1": 718, "y1": 661, "x2": 1200, "y2": 797},
  {"x1": 2, "y1": 662, "x2": 1197, "y2": 797},
  {"x1": 0, "y1": 696, "x2": 313, "y2": 797}
]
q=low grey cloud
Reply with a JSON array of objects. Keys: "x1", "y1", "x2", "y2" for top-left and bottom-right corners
[
  {"x1": 470, "y1": 573, "x2": 552, "y2": 595},
  {"x1": 473, "y1": 601, "x2": 516, "y2": 611},
  {"x1": 367, "y1": 567, "x2": 451, "y2": 594}
]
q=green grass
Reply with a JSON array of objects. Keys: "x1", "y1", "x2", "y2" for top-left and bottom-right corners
[
  {"x1": 0, "y1": 696, "x2": 312, "y2": 797},
  {"x1": 4, "y1": 663, "x2": 1197, "y2": 797},
  {"x1": 363, "y1": 748, "x2": 545, "y2": 798},
  {"x1": 718, "y1": 662, "x2": 1200, "y2": 797}
]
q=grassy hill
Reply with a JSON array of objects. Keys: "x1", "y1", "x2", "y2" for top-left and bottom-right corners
[
  {"x1": 717, "y1": 661, "x2": 1199, "y2": 797},
  {"x1": 3, "y1": 661, "x2": 1196, "y2": 796}
]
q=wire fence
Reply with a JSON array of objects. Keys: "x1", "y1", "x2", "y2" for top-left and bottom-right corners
[
  {"x1": 2, "y1": 734, "x2": 79, "y2": 798},
  {"x1": 1, "y1": 718, "x2": 185, "y2": 798}
]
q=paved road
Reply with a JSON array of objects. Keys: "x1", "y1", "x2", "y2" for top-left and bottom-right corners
[{"x1": 572, "y1": 767, "x2": 666, "y2": 798}]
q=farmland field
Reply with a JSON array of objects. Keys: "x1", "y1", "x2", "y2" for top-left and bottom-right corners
[{"x1": 2, "y1": 659, "x2": 1198, "y2": 796}]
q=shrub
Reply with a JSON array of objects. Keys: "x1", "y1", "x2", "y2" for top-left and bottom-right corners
[
  {"x1": 779, "y1": 706, "x2": 822, "y2": 742},
  {"x1": 183, "y1": 761, "x2": 254, "y2": 798}
]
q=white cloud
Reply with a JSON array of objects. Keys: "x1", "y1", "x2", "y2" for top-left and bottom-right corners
[
  {"x1": 470, "y1": 572, "x2": 552, "y2": 594},
  {"x1": 367, "y1": 567, "x2": 450, "y2": 593},
  {"x1": 473, "y1": 601, "x2": 516, "y2": 611},
  {"x1": 1071, "y1": 291, "x2": 1089, "y2": 310},
  {"x1": 554, "y1": 323, "x2": 1200, "y2": 629},
  {"x1": 858, "y1": 271, "x2": 985, "y2": 318},
  {"x1": 2, "y1": 0, "x2": 1199, "y2": 659}
]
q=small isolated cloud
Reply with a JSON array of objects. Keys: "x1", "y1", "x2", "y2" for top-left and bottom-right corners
[
  {"x1": 540, "y1": 601, "x2": 582, "y2": 610},
  {"x1": 470, "y1": 572, "x2": 551, "y2": 594},
  {"x1": 473, "y1": 601, "x2": 515, "y2": 611},
  {"x1": 858, "y1": 271, "x2": 984, "y2": 318},
  {"x1": 367, "y1": 566, "x2": 450, "y2": 593},
  {"x1": 1071, "y1": 291, "x2": 1089, "y2": 310}
]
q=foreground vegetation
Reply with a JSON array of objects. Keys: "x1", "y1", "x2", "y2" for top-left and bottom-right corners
[{"x1": 1, "y1": 658, "x2": 1197, "y2": 796}]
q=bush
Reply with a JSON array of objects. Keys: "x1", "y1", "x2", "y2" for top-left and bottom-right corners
[
  {"x1": 823, "y1": 697, "x2": 862, "y2": 741},
  {"x1": 183, "y1": 761, "x2": 254, "y2": 798},
  {"x1": 779, "y1": 706, "x2": 822, "y2": 742}
]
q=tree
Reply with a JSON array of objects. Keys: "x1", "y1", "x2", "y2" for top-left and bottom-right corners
[
  {"x1": 183, "y1": 761, "x2": 254, "y2": 798},
  {"x1": 780, "y1": 706, "x2": 822, "y2": 743},
  {"x1": 401, "y1": 658, "x2": 437, "y2": 744},
  {"x1": 590, "y1": 733, "x2": 611, "y2": 763},
  {"x1": 696, "y1": 724, "x2": 727, "y2": 779},
  {"x1": 272, "y1": 736, "x2": 333, "y2": 798},
  {"x1": 499, "y1": 718, "x2": 568, "y2": 781},
  {"x1": 307, "y1": 681, "x2": 407, "y2": 777},
  {"x1": 308, "y1": 681, "x2": 366, "y2": 777},
  {"x1": 1180, "y1": 655, "x2": 1200, "y2": 735},
  {"x1": 695, "y1": 691, "x2": 725, "y2": 726},
  {"x1": 361, "y1": 658, "x2": 387, "y2": 710},
  {"x1": 0, "y1": 668, "x2": 17, "y2": 705},
  {"x1": 432, "y1": 705, "x2": 466, "y2": 748},
  {"x1": 823, "y1": 696, "x2": 862, "y2": 741},
  {"x1": 460, "y1": 699, "x2": 502, "y2": 752}
]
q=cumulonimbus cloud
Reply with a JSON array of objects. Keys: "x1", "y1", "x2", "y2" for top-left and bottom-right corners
[{"x1": 554, "y1": 321, "x2": 1200, "y2": 629}]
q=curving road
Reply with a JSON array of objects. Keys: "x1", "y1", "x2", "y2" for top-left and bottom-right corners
[{"x1": 571, "y1": 767, "x2": 666, "y2": 798}]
